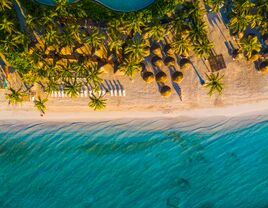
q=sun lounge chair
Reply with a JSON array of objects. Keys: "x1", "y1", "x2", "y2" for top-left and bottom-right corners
[
  {"x1": 102, "y1": 90, "x2": 106, "y2": 96},
  {"x1": 89, "y1": 90, "x2": 93, "y2": 97},
  {"x1": 110, "y1": 89, "x2": 114, "y2": 96},
  {"x1": 80, "y1": 89, "x2": 84, "y2": 97},
  {"x1": 84, "y1": 89, "x2": 88, "y2": 97},
  {"x1": 60, "y1": 90, "x2": 65, "y2": 97},
  {"x1": 57, "y1": 91, "x2": 62, "y2": 97},
  {"x1": 118, "y1": 89, "x2": 122, "y2": 96},
  {"x1": 114, "y1": 89, "x2": 117, "y2": 96},
  {"x1": 31, "y1": 96, "x2": 35, "y2": 102},
  {"x1": 122, "y1": 90, "x2": 126, "y2": 96}
]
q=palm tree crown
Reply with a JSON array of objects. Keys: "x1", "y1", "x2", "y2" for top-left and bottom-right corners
[{"x1": 204, "y1": 73, "x2": 224, "y2": 96}]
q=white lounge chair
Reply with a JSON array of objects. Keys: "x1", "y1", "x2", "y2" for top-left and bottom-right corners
[
  {"x1": 89, "y1": 90, "x2": 93, "y2": 97},
  {"x1": 114, "y1": 89, "x2": 117, "y2": 96},
  {"x1": 84, "y1": 90, "x2": 88, "y2": 97},
  {"x1": 60, "y1": 90, "x2": 65, "y2": 97},
  {"x1": 80, "y1": 89, "x2": 84, "y2": 97},
  {"x1": 57, "y1": 91, "x2": 62, "y2": 97},
  {"x1": 122, "y1": 90, "x2": 126, "y2": 96},
  {"x1": 102, "y1": 90, "x2": 106, "y2": 96},
  {"x1": 118, "y1": 89, "x2": 122, "y2": 96},
  {"x1": 110, "y1": 90, "x2": 114, "y2": 96}
]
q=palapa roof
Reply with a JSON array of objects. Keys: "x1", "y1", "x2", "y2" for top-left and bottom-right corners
[
  {"x1": 151, "y1": 55, "x2": 164, "y2": 68},
  {"x1": 259, "y1": 60, "x2": 268, "y2": 73},
  {"x1": 60, "y1": 45, "x2": 73, "y2": 55},
  {"x1": 172, "y1": 71, "x2": 184, "y2": 83},
  {"x1": 160, "y1": 85, "x2": 171, "y2": 97},
  {"x1": 99, "y1": 63, "x2": 114, "y2": 74},
  {"x1": 208, "y1": 54, "x2": 226, "y2": 72},
  {"x1": 164, "y1": 44, "x2": 174, "y2": 56},
  {"x1": 164, "y1": 56, "x2": 175, "y2": 67},
  {"x1": 249, "y1": 50, "x2": 260, "y2": 62},
  {"x1": 150, "y1": 43, "x2": 162, "y2": 56},
  {"x1": 179, "y1": 58, "x2": 191, "y2": 69},
  {"x1": 142, "y1": 71, "x2": 154, "y2": 83},
  {"x1": 155, "y1": 71, "x2": 167, "y2": 83}
]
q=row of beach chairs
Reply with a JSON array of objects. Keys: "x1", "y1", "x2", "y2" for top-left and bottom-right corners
[{"x1": 50, "y1": 88, "x2": 126, "y2": 98}]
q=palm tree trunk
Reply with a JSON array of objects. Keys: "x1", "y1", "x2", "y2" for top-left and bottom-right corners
[{"x1": 13, "y1": 0, "x2": 27, "y2": 32}]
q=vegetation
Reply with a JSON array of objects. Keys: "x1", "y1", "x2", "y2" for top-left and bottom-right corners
[
  {"x1": 88, "y1": 94, "x2": 107, "y2": 111},
  {"x1": 204, "y1": 73, "x2": 224, "y2": 96},
  {"x1": 0, "y1": 0, "x2": 215, "y2": 110},
  {"x1": 5, "y1": 87, "x2": 25, "y2": 105},
  {"x1": 34, "y1": 96, "x2": 48, "y2": 114}
]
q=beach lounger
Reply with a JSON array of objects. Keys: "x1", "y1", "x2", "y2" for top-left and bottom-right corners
[
  {"x1": 102, "y1": 90, "x2": 106, "y2": 96},
  {"x1": 57, "y1": 91, "x2": 62, "y2": 97},
  {"x1": 60, "y1": 90, "x2": 65, "y2": 97},
  {"x1": 122, "y1": 90, "x2": 126, "y2": 96},
  {"x1": 89, "y1": 90, "x2": 93, "y2": 97},
  {"x1": 84, "y1": 89, "x2": 88, "y2": 97},
  {"x1": 110, "y1": 90, "x2": 114, "y2": 96},
  {"x1": 31, "y1": 96, "x2": 35, "y2": 102},
  {"x1": 80, "y1": 89, "x2": 84, "y2": 97},
  {"x1": 118, "y1": 89, "x2": 122, "y2": 96},
  {"x1": 114, "y1": 89, "x2": 117, "y2": 96}
]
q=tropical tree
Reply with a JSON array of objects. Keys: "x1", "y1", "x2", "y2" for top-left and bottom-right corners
[
  {"x1": 194, "y1": 40, "x2": 214, "y2": 58},
  {"x1": 118, "y1": 59, "x2": 142, "y2": 77},
  {"x1": 0, "y1": 17, "x2": 15, "y2": 34},
  {"x1": 205, "y1": 0, "x2": 225, "y2": 12},
  {"x1": 34, "y1": 96, "x2": 48, "y2": 114},
  {"x1": 171, "y1": 37, "x2": 191, "y2": 56},
  {"x1": 204, "y1": 73, "x2": 224, "y2": 96},
  {"x1": 86, "y1": 64, "x2": 103, "y2": 90},
  {"x1": 5, "y1": 87, "x2": 26, "y2": 105},
  {"x1": 0, "y1": 0, "x2": 12, "y2": 11},
  {"x1": 124, "y1": 13, "x2": 145, "y2": 35},
  {"x1": 88, "y1": 94, "x2": 106, "y2": 111},
  {"x1": 84, "y1": 27, "x2": 105, "y2": 50},
  {"x1": 64, "y1": 79, "x2": 82, "y2": 97},
  {"x1": 143, "y1": 20, "x2": 167, "y2": 42},
  {"x1": 239, "y1": 35, "x2": 261, "y2": 59},
  {"x1": 124, "y1": 37, "x2": 150, "y2": 62},
  {"x1": 108, "y1": 33, "x2": 124, "y2": 58}
]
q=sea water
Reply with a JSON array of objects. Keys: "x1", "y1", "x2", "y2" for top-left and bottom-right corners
[{"x1": 0, "y1": 116, "x2": 268, "y2": 208}]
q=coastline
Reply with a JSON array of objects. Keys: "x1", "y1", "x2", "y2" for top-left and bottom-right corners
[{"x1": 1, "y1": 99, "x2": 268, "y2": 122}]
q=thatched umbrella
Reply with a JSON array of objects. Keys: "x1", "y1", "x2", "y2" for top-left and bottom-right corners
[
  {"x1": 179, "y1": 58, "x2": 191, "y2": 69},
  {"x1": 45, "y1": 45, "x2": 57, "y2": 55},
  {"x1": 262, "y1": 48, "x2": 268, "y2": 58},
  {"x1": 232, "y1": 49, "x2": 243, "y2": 60},
  {"x1": 160, "y1": 85, "x2": 171, "y2": 97},
  {"x1": 249, "y1": 50, "x2": 260, "y2": 62},
  {"x1": 172, "y1": 71, "x2": 184, "y2": 83},
  {"x1": 263, "y1": 33, "x2": 268, "y2": 45},
  {"x1": 151, "y1": 55, "x2": 164, "y2": 68},
  {"x1": 142, "y1": 71, "x2": 155, "y2": 83},
  {"x1": 258, "y1": 60, "x2": 268, "y2": 73},
  {"x1": 99, "y1": 63, "x2": 114, "y2": 74},
  {"x1": 164, "y1": 56, "x2": 176, "y2": 67},
  {"x1": 155, "y1": 71, "x2": 167, "y2": 83},
  {"x1": 76, "y1": 44, "x2": 92, "y2": 55},
  {"x1": 150, "y1": 43, "x2": 162, "y2": 56},
  {"x1": 60, "y1": 45, "x2": 73, "y2": 55},
  {"x1": 164, "y1": 44, "x2": 174, "y2": 56},
  {"x1": 144, "y1": 46, "x2": 151, "y2": 57}
]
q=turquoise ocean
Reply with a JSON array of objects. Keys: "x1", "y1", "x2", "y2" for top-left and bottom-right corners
[{"x1": 0, "y1": 116, "x2": 268, "y2": 208}]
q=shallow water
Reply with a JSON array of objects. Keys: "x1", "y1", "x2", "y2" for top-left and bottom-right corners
[{"x1": 0, "y1": 117, "x2": 268, "y2": 208}]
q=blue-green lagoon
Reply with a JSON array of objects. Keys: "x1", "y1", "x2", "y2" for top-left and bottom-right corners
[{"x1": 0, "y1": 116, "x2": 268, "y2": 207}]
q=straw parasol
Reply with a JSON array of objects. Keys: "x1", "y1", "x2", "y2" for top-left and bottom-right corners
[
  {"x1": 172, "y1": 71, "x2": 184, "y2": 83},
  {"x1": 151, "y1": 55, "x2": 164, "y2": 68},
  {"x1": 45, "y1": 45, "x2": 57, "y2": 55},
  {"x1": 262, "y1": 48, "x2": 268, "y2": 58},
  {"x1": 179, "y1": 58, "x2": 191, "y2": 69},
  {"x1": 232, "y1": 49, "x2": 243, "y2": 60},
  {"x1": 144, "y1": 46, "x2": 151, "y2": 57},
  {"x1": 60, "y1": 45, "x2": 73, "y2": 55},
  {"x1": 164, "y1": 56, "x2": 176, "y2": 67},
  {"x1": 142, "y1": 71, "x2": 155, "y2": 83},
  {"x1": 263, "y1": 33, "x2": 268, "y2": 45},
  {"x1": 99, "y1": 63, "x2": 114, "y2": 74},
  {"x1": 249, "y1": 50, "x2": 260, "y2": 62},
  {"x1": 164, "y1": 44, "x2": 174, "y2": 56},
  {"x1": 155, "y1": 71, "x2": 167, "y2": 83},
  {"x1": 258, "y1": 60, "x2": 268, "y2": 73},
  {"x1": 150, "y1": 43, "x2": 162, "y2": 57},
  {"x1": 160, "y1": 85, "x2": 171, "y2": 97},
  {"x1": 76, "y1": 44, "x2": 92, "y2": 55}
]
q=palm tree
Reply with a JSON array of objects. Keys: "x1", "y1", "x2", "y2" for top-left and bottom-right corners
[
  {"x1": 239, "y1": 35, "x2": 261, "y2": 59},
  {"x1": 124, "y1": 37, "x2": 150, "y2": 62},
  {"x1": 118, "y1": 59, "x2": 142, "y2": 77},
  {"x1": 125, "y1": 13, "x2": 145, "y2": 35},
  {"x1": 86, "y1": 65, "x2": 103, "y2": 90},
  {"x1": 204, "y1": 73, "x2": 224, "y2": 96},
  {"x1": 0, "y1": 0, "x2": 12, "y2": 11},
  {"x1": 88, "y1": 94, "x2": 106, "y2": 111},
  {"x1": 194, "y1": 40, "x2": 214, "y2": 58},
  {"x1": 171, "y1": 38, "x2": 191, "y2": 56},
  {"x1": 0, "y1": 17, "x2": 15, "y2": 34},
  {"x1": 143, "y1": 21, "x2": 167, "y2": 42},
  {"x1": 64, "y1": 79, "x2": 82, "y2": 97},
  {"x1": 5, "y1": 87, "x2": 26, "y2": 105},
  {"x1": 205, "y1": 0, "x2": 225, "y2": 12},
  {"x1": 34, "y1": 96, "x2": 48, "y2": 114},
  {"x1": 84, "y1": 27, "x2": 105, "y2": 50},
  {"x1": 108, "y1": 33, "x2": 124, "y2": 58}
]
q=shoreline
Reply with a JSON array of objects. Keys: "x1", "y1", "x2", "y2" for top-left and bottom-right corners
[{"x1": 1, "y1": 100, "x2": 268, "y2": 122}]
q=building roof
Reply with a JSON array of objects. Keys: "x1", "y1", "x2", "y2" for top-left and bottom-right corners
[{"x1": 208, "y1": 54, "x2": 226, "y2": 72}]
